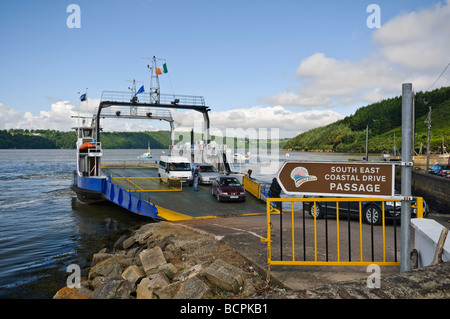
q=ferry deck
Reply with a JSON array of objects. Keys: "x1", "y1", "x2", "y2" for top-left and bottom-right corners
[{"x1": 101, "y1": 162, "x2": 267, "y2": 221}]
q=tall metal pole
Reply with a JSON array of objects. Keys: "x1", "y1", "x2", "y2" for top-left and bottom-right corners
[
  {"x1": 412, "y1": 92, "x2": 415, "y2": 156},
  {"x1": 400, "y1": 83, "x2": 413, "y2": 272},
  {"x1": 425, "y1": 104, "x2": 432, "y2": 171}
]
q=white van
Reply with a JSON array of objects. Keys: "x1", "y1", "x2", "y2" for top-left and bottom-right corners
[{"x1": 158, "y1": 156, "x2": 193, "y2": 186}]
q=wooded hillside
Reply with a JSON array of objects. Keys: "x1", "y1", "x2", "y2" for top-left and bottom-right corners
[
  {"x1": 0, "y1": 129, "x2": 171, "y2": 149},
  {"x1": 284, "y1": 86, "x2": 450, "y2": 154}
]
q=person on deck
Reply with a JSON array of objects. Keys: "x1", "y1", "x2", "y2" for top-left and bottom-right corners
[{"x1": 193, "y1": 165, "x2": 200, "y2": 191}]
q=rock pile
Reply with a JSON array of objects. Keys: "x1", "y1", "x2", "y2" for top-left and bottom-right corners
[{"x1": 54, "y1": 222, "x2": 271, "y2": 299}]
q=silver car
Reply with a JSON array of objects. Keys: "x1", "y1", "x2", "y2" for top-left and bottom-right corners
[{"x1": 192, "y1": 163, "x2": 220, "y2": 184}]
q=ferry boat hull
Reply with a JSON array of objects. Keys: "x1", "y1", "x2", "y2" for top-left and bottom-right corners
[{"x1": 71, "y1": 171, "x2": 106, "y2": 204}]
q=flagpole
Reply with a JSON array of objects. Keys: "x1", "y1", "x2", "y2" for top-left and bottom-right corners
[
  {"x1": 77, "y1": 91, "x2": 80, "y2": 131},
  {"x1": 86, "y1": 88, "x2": 89, "y2": 110}
]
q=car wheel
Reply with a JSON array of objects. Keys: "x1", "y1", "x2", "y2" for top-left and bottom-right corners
[
  {"x1": 216, "y1": 193, "x2": 221, "y2": 202},
  {"x1": 363, "y1": 205, "x2": 382, "y2": 225},
  {"x1": 211, "y1": 187, "x2": 215, "y2": 196},
  {"x1": 309, "y1": 203, "x2": 323, "y2": 219}
]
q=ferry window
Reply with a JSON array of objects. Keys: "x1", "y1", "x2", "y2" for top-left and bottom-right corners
[
  {"x1": 83, "y1": 129, "x2": 92, "y2": 137},
  {"x1": 159, "y1": 161, "x2": 166, "y2": 168}
]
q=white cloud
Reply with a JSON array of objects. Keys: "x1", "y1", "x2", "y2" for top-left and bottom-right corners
[
  {"x1": 373, "y1": 1, "x2": 450, "y2": 72},
  {"x1": 172, "y1": 105, "x2": 344, "y2": 138},
  {"x1": 0, "y1": 99, "x2": 98, "y2": 131},
  {"x1": 1, "y1": 99, "x2": 343, "y2": 138},
  {"x1": 4, "y1": 2, "x2": 449, "y2": 140},
  {"x1": 0, "y1": 103, "x2": 23, "y2": 129},
  {"x1": 265, "y1": 1, "x2": 450, "y2": 109}
]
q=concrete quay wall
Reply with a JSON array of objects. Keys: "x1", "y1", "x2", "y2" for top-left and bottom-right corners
[{"x1": 395, "y1": 168, "x2": 450, "y2": 214}]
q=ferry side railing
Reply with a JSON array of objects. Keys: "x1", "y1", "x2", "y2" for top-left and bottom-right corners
[
  {"x1": 262, "y1": 197, "x2": 424, "y2": 280},
  {"x1": 84, "y1": 142, "x2": 102, "y2": 177},
  {"x1": 100, "y1": 91, "x2": 206, "y2": 107},
  {"x1": 101, "y1": 160, "x2": 158, "y2": 169},
  {"x1": 103, "y1": 176, "x2": 159, "y2": 218},
  {"x1": 243, "y1": 176, "x2": 261, "y2": 199}
]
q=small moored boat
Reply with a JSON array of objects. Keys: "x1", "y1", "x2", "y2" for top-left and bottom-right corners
[{"x1": 138, "y1": 141, "x2": 152, "y2": 158}]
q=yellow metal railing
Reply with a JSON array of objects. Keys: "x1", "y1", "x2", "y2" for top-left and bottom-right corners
[
  {"x1": 111, "y1": 176, "x2": 182, "y2": 192},
  {"x1": 101, "y1": 160, "x2": 158, "y2": 169},
  {"x1": 243, "y1": 176, "x2": 261, "y2": 199},
  {"x1": 262, "y1": 197, "x2": 424, "y2": 278}
]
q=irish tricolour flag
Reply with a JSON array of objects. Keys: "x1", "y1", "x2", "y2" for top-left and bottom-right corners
[{"x1": 156, "y1": 63, "x2": 168, "y2": 75}]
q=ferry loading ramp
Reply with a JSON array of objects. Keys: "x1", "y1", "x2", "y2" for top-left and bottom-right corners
[{"x1": 101, "y1": 165, "x2": 266, "y2": 221}]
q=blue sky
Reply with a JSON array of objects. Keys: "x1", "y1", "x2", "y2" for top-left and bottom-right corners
[{"x1": 0, "y1": 0, "x2": 448, "y2": 137}]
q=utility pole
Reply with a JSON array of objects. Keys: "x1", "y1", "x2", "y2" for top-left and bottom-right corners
[{"x1": 424, "y1": 98, "x2": 432, "y2": 171}]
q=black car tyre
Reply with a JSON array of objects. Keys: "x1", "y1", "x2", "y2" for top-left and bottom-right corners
[
  {"x1": 363, "y1": 205, "x2": 382, "y2": 225},
  {"x1": 216, "y1": 193, "x2": 221, "y2": 202},
  {"x1": 309, "y1": 203, "x2": 323, "y2": 219}
]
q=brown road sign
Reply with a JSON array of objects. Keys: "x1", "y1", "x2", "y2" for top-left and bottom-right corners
[{"x1": 277, "y1": 161, "x2": 396, "y2": 198}]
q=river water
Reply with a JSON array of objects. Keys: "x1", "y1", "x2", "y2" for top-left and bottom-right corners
[{"x1": 0, "y1": 148, "x2": 373, "y2": 298}]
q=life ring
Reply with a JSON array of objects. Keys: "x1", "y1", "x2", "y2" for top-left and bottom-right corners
[{"x1": 80, "y1": 142, "x2": 95, "y2": 150}]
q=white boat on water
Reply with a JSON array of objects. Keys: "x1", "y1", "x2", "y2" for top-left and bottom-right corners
[
  {"x1": 138, "y1": 141, "x2": 152, "y2": 159},
  {"x1": 380, "y1": 134, "x2": 401, "y2": 161},
  {"x1": 439, "y1": 139, "x2": 449, "y2": 158}
]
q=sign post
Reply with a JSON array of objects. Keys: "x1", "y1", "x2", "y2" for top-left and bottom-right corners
[
  {"x1": 400, "y1": 83, "x2": 413, "y2": 272},
  {"x1": 277, "y1": 161, "x2": 396, "y2": 198}
]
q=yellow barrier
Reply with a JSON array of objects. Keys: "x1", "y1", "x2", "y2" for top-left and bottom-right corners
[
  {"x1": 262, "y1": 197, "x2": 424, "y2": 279},
  {"x1": 111, "y1": 176, "x2": 182, "y2": 192},
  {"x1": 243, "y1": 176, "x2": 261, "y2": 199},
  {"x1": 101, "y1": 160, "x2": 158, "y2": 169}
]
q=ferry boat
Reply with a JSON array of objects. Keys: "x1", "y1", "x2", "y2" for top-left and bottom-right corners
[
  {"x1": 71, "y1": 120, "x2": 105, "y2": 203},
  {"x1": 70, "y1": 57, "x2": 265, "y2": 220}
]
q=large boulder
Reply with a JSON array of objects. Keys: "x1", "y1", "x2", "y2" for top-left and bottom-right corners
[
  {"x1": 139, "y1": 246, "x2": 167, "y2": 276},
  {"x1": 88, "y1": 258, "x2": 122, "y2": 280},
  {"x1": 148, "y1": 272, "x2": 171, "y2": 289},
  {"x1": 136, "y1": 278, "x2": 154, "y2": 299},
  {"x1": 93, "y1": 278, "x2": 135, "y2": 299},
  {"x1": 53, "y1": 286, "x2": 94, "y2": 299},
  {"x1": 203, "y1": 259, "x2": 246, "y2": 293},
  {"x1": 174, "y1": 276, "x2": 210, "y2": 299},
  {"x1": 121, "y1": 265, "x2": 146, "y2": 285}
]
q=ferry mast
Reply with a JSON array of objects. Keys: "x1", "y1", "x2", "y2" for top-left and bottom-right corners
[
  {"x1": 145, "y1": 56, "x2": 163, "y2": 104},
  {"x1": 95, "y1": 57, "x2": 211, "y2": 146}
]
